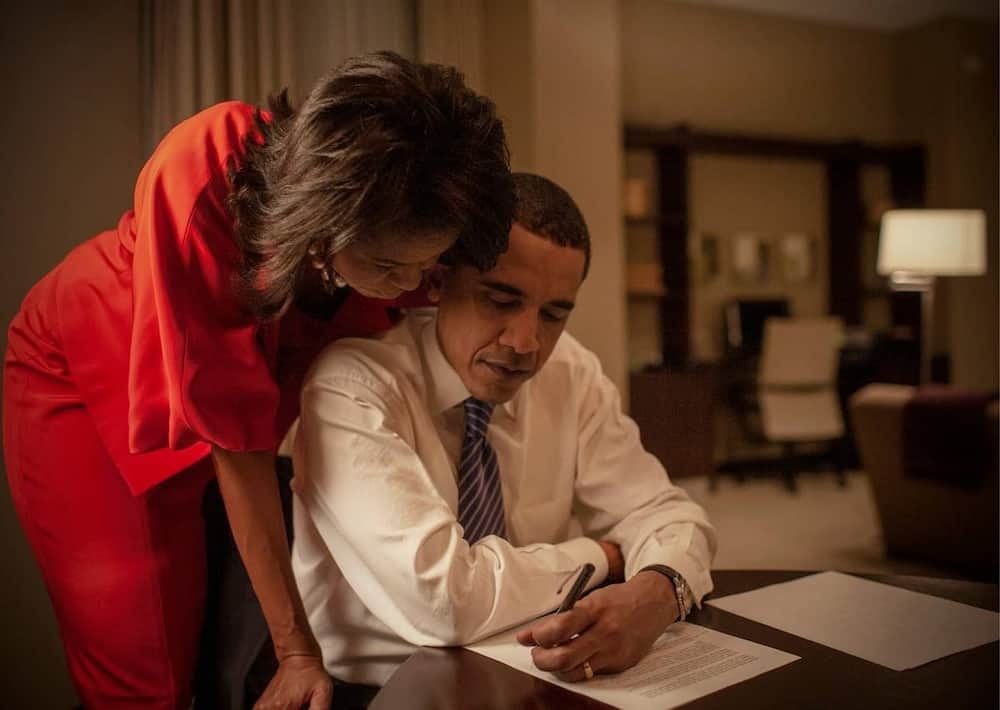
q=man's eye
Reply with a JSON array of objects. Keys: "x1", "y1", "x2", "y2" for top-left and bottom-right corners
[
  {"x1": 487, "y1": 296, "x2": 518, "y2": 309},
  {"x1": 541, "y1": 310, "x2": 567, "y2": 323}
]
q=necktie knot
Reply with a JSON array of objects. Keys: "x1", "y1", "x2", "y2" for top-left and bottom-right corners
[{"x1": 463, "y1": 397, "x2": 495, "y2": 440}]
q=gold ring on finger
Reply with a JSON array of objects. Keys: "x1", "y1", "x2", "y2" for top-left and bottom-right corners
[{"x1": 582, "y1": 660, "x2": 594, "y2": 680}]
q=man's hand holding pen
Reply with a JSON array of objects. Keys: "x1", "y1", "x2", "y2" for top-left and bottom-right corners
[{"x1": 515, "y1": 545, "x2": 679, "y2": 683}]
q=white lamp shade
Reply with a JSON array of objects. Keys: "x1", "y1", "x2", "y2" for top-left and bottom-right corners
[{"x1": 877, "y1": 209, "x2": 987, "y2": 276}]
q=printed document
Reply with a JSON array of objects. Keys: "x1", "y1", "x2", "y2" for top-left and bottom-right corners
[
  {"x1": 466, "y1": 622, "x2": 798, "y2": 710},
  {"x1": 707, "y1": 571, "x2": 1000, "y2": 670}
]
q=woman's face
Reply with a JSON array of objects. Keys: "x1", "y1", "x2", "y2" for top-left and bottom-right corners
[{"x1": 329, "y1": 231, "x2": 456, "y2": 300}]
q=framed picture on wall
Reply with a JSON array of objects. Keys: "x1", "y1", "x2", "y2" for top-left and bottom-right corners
[
  {"x1": 693, "y1": 232, "x2": 721, "y2": 284},
  {"x1": 731, "y1": 232, "x2": 770, "y2": 282},
  {"x1": 779, "y1": 233, "x2": 815, "y2": 282}
]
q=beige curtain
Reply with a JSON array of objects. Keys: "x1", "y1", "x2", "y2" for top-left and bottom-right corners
[
  {"x1": 142, "y1": 0, "x2": 295, "y2": 152},
  {"x1": 142, "y1": 0, "x2": 416, "y2": 153},
  {"x1": 295, "y1": 0, "x2": 416, "y2": 95},
  {"x1": 417, "y1": 0, "x2": 486, "y2": 93}
]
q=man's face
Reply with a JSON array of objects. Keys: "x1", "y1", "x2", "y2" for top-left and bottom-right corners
[{"x1": 429, "y1": 223, "x2": 586, "y2": 404}]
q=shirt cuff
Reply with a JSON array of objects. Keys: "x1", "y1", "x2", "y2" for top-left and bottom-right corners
[{"x1": 631, "y1": 553, "x2": 713, "y2": 608}]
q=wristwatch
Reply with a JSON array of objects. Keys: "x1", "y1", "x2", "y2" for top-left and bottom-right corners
[{"x1": 640, "y1": 565, "x2": 695, "y2": 622}]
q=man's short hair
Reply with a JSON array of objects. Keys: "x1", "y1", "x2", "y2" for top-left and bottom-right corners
[
  {"x1": 442, "y1": 172, "x2": 590, "y2": 278},
  {"x1": 512, "y1": 173, "x2": 591, "y2": 279}
]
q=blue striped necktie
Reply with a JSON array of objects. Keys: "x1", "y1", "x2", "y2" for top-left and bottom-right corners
[{"x1": 458, "y1": 397, "x2": 506, "y2": 543}]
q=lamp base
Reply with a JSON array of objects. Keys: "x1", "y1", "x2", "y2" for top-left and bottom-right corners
[
  {"x1": 887, "y1": 272, "x2": 935, "y2": 385},
  {"x1": 889, "y1": 271, "x2": 934, "y2": 290}
]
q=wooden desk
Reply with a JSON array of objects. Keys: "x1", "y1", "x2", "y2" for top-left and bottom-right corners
[{"x1": 370, "y1": 570, "x2": 998, "y2": 710}]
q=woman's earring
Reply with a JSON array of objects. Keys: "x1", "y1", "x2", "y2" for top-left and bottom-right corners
[
  {"x1": 319, "y1": 263, "x2": 348, "y2": 294},
  {"x1": 310, "y1": 244, "x2": 347, "y2": 294}
]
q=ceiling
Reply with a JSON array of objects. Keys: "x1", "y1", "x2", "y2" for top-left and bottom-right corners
[{"x1": 675, "y1": 0, "x2": 998, "y2": 31}]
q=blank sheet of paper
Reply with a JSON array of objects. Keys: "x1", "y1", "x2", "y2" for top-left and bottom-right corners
[{"x1": 707, "y1": 571, "x2": 999, "y2": 670}]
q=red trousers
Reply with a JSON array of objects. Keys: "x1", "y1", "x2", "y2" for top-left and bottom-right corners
[{"x1": 4, "y1": 354, "x2": 214, "y2": 709}]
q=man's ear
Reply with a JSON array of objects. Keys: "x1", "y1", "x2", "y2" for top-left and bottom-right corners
[{"x1": 425, "y1": 264, "x2": 448, "y2": 303}]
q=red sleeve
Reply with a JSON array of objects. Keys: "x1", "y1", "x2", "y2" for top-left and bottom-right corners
[{"x1": 126, "y1": 101, "x2": 281, "y2": 454}]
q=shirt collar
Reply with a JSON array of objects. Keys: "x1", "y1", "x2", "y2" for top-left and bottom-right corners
[{"x1": 419, "y1": 312, "x2": 519, "y2": 420}]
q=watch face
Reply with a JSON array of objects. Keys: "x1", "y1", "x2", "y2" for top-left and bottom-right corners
[
  {"x1": 676, "y1": 577, "x2": 694, "y2": 614},
  {"x1": 681, "y1": 589, "x2": 694, "y2": 613}
]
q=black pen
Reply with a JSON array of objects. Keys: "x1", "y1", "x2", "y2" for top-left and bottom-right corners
[{"x1": 555, "y1": 563, "x2": 595, "y2": 614}]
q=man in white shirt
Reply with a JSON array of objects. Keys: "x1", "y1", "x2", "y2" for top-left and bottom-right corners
[{"x1": 292, "y1": 173, "x2": 716, "y2": 691}]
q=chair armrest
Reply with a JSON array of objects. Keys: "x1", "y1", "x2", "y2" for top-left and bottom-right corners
[
  {"x1": 850, "y1": 383, "x2": 998, "y2": 577},
  {"x1": 849, "y1": 384, "x2": 914, "y2": 488}
]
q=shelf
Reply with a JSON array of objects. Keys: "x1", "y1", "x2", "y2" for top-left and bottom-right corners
[
  {"x1": 626, "y1": 263, "x2": 665, "y2": 296},
  {"x1": 622, "y1": 123, "x2": 926, "y2": 370},
  {"x1": 624, "y1": 213, "x2": 686, "y2": 228},
  {"x1": 861, "y1": 286, "x2": 893, "y2": 298}
]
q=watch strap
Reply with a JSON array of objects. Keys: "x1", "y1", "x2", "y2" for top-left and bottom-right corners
[{"x1": 639, "y1": 564, "x2": 694, "y2": 622}]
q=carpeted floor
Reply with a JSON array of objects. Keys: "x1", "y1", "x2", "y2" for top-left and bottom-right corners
[{"x1": 680, "y1": 470, "x2": 958, "y2": 577}]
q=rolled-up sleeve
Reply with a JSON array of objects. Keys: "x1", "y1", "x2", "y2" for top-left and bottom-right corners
[{"x1": 571, "y1": 347, "x2": 716, "y2": 603}]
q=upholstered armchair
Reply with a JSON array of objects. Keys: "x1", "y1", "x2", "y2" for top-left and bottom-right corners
[{"x1": 850, "y1": 383, "x2": 998, "y2": 580}]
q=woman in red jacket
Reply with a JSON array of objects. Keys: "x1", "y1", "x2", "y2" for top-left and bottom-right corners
[{"x1": 3, "y1": 51, "x2": 511, "y2": 710}]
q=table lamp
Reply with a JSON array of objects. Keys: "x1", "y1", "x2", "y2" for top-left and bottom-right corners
[{"x1": 877, "y1": 209, "x2": 987, "y2": 383}]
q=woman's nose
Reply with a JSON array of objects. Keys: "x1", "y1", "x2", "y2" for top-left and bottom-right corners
[{"x1": 391, "y1": 265, "x2": 424, "y2": 292}]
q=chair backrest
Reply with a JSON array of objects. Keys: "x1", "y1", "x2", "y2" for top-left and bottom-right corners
[
  {"x1": 723, "y1": 298, "x2": 790, "y2": 356},
  {"x1": 758, "y1": 316, "x2": 843, "y2": 388}
]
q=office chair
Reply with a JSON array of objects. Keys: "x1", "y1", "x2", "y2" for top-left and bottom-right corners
[
  {"x1": 757, "y1": 316, "x2": 846, "y2": 492},
  {"x1": 717, "y1": 298, "x2": 790, "y2": 472},
  {"x1": 723, "y1": 298, "x2": 790, "y2": 357}
]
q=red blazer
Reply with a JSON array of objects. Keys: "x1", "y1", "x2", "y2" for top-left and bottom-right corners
[{"x1": 7, "y1": 101, "x2": 420, "y2": 495}]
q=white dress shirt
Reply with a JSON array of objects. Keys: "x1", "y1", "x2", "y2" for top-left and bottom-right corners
[{"x1": 291, "y1": 309, "x2": 716, "y2": 685}]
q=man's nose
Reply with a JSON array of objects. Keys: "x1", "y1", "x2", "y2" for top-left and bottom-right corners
[{"x1": 498, "y1": 310, "x2": 540, "y2": 354}]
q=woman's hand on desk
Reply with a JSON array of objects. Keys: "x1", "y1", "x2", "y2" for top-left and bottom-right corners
[
  {"x1": 253, "y1": 654, "x2": 333, "y2": 710},
  {"x1": 515, "y1": 572, "x2": 677, "y2": 682}
]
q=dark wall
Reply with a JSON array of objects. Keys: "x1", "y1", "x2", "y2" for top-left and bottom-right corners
[{"x1": 1, "y1": 2, "x2": 144, "y2": 705}]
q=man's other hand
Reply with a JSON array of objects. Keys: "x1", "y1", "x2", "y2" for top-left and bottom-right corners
[
  {"x1": 515, "y1": 570, "x2": 678, "y2": 682},
  {"x1": 596, "y1": 540, "x2": 624, "y2": 582}
]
